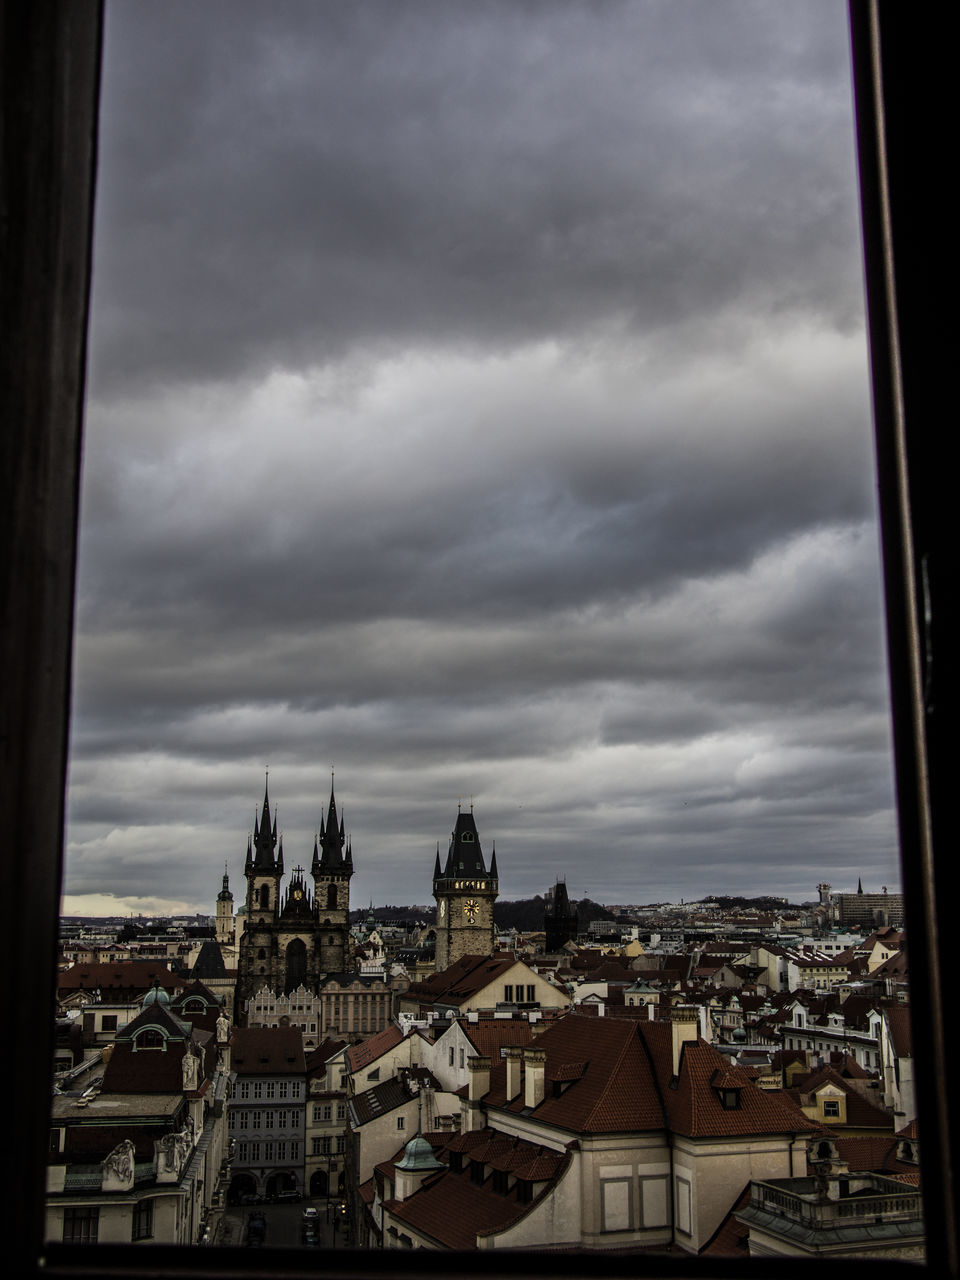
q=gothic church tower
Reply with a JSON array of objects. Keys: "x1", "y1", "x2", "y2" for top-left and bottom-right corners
[
  {"x1": 432, "y1": 805, "x2": 498, "y2": 971},
  {"x1": 312, "y1": 781, "x2": 354, "y2": 974},
  {"x1": 234, "y1": 775, "x2": 355, "y2": 1017}
]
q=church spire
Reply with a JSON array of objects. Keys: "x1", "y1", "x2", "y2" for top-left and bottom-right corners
[
  {"x1": 218, "y1": 862, "x2": 233, "y2": 902},
  {"x1": 252, "y1": 773, "x2": 278, "y2": 870},
  {"x1": 317, "y1": 776, "x2": 347, "y2": 870}
]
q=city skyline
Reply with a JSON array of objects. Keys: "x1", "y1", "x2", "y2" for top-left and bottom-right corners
[{"x1": 64, "y1": 1, "x2": 899, "y2": 918}]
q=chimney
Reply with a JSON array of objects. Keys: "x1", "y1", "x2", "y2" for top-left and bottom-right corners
[
  {"x1": 524, "y1": 1048, "x2": 546, "y2": 1109},
  {"x1": 505, "y1": 1046, "x2": 523, "y2": 1101},
  {"x1": 468, "y1": 1055, "x2": 491, "y2": 1102},
  {"x1": 670, "y1": 1004, "x2": 699, "y2": 1076}
]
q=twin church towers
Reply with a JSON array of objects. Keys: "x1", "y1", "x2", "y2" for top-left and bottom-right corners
[{"x1": 234, "y1": 777, "x2": 498, "y2": 1017}]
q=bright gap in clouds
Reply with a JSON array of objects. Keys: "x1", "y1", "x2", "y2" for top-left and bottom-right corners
[{"x1": 65, "y1": 1, "x2": 897, "y2": 917}]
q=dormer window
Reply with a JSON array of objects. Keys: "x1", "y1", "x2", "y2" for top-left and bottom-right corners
[
  {"x1": 717, "y1": 1087, "x2": 741, "y2": 1110},
  {"x1": 135, "y1": 1028, "x2": 164, "y2": 1051}
]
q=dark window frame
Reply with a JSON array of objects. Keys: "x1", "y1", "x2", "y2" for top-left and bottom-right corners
[{"x1": 4, "y1": 3, "x2": 956, "y2": 1277}]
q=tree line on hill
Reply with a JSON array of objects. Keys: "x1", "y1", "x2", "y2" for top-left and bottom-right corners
[{"x1": 349, "y1": 898, "x2": 616, "y2": 931}]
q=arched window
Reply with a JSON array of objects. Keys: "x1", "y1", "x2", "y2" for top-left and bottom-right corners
[
  {"x1": 135, "y1": 1028, "x2": 164, "y2": 1051},
  {"x1": 259, "y1": 884, "x2": 270, "y2": 910},
  {"x1": 285, "y1": 938, "x2": 307, "y2": 993},
  {"x1": 326, "y1": 884, "x2": 337, "y2": 910}
]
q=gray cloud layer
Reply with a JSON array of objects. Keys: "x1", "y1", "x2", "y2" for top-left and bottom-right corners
[{"x1": 65, "y1": 1, "x2": 899, "y2": 916}]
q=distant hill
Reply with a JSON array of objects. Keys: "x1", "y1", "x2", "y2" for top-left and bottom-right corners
[
  {"x1": 700, "y1": 895, "x2": 807, "y2": 912},
  {"x1": 494, "y1": 897, "x2": 615, "y2": 932},
  {"x1": 349, "y1": 898, "x2": 617, "y2": 932}
]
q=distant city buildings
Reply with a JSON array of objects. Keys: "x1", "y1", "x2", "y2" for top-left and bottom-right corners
[{"x1": 51, "y1": 795, "x2": 915, "y2": 1261}]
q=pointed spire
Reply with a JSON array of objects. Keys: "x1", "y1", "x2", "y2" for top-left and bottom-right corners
[
  {"x1": 277, "y1": 833, "x2": 284, "y2": 875},
  {"x1": 219, "y1": 861, "x2": 233, "y2": 902},
  {"x1": 433, "y1": 843, "x2": 442, "y2": 881},
  {"x1": 489, "y1": 844, "x2": 498, "y2": 879},
  {"x1": 311, "y1": 833, "x2": 320, "y2": 876},
  {"x1": 317, "y1": 774, "x2": 347, "y2": 872},
  {"x1": 251, "y1": 773, "x2": 279, "y2": 871}
]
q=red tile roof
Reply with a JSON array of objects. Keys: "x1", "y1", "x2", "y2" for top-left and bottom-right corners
[
  {"x1": 666, "y1": 1041, "x2": 815, "y2": 1139},
  {"x1": 346, "y1": 1023, "x2": 404, "y2": 1072},
  {"x1": 884, "y1": 1004, "x2": 913, "y2": 1056},
  {"x1": 483, "y1": 1014, "x2": 666, "y2": 1133},
  {"x1": 829, "y1": 1135, "x2": 920, "y2": 1184},
  {"x1": 406, "y1": 955, "x2": 517, "y2": 1004},
  {"x1": 460, "y1": 1019, "x2": 533, "y2": 1057},
  {"x1": 230, "y1": 1025, "x2": 305, "y2": 1074},
  {"x1": 57, "y1": 961, "x2": 179, "y2": 996},
  {"x1": 382, "y1": 1127, "x2": 569, "y2": 1249}
]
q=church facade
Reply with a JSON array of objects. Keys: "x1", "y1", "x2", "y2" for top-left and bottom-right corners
[
  {"x1": 235, "y1": 779, "x2": 354, "y2": 1018},
  {"x1": 432, "y1": 807, "x2": 499, "y2": 971}
]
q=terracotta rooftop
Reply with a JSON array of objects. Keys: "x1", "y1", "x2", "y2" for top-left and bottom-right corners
[
  {"x1": 381, "y1": 1126, "x2": 569, "y2": 1249},
  {"x1": 829, "y1": 1135, "x2": 921, "y2": 1185},
  {"x1": 346, "y1": 1023, "x2": 405, "y2": 1072},
  {"x1": 406, "y1": 955, "x2": 517, "y2": 1004},
  {"x1": 57, "y1": 961, "x2": 179, "y2": 995},
  {"x1": 230, "y1": 1025, "x2": 305, "y2": 1074},
  {"x1": 459, "y1": 1018, "x2": 534, "y2": 1057}
]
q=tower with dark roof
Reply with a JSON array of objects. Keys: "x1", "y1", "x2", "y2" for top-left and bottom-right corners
[
  {"x1": 216, "y1": 862, "x2": 234, "y2": 945},
  {"x1": 312, "y1": 780, "x2": 354, "y2": 974},
  {"x1": 432, "y1": 805, "x2": 499, "y2": 971},
  {"x1": 544, "y1": 879, "x2": 578, "y2": 952},
  {"x1": 244, "y1": 776, "x2": 283, "y2": 929}
]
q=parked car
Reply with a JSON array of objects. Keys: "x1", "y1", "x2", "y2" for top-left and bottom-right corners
[
  {"x1": 302, "y1": 1207, "x2": 319, "y2": 1223},
  {"x1": 276, "y1": 1188, "x2": 302, "y2": 1203}
]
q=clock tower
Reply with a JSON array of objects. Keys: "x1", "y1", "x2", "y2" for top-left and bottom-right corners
[{"x1": 432, "y1": 805, "x2": 499, "y2": 971}]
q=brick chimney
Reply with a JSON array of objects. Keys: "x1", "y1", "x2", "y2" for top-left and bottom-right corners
[
  {"x1": 505, "y1": 1046, "x2": 523, "y2": 1101},
  {"x1": 671, "y1": 1003, "x2": 699, "y2": 1076},
  {"x1": 468, "y1": 1054, "x2": 491, "y2": 1102},
  {"x1": 524, "y1": 1048, "x2": 546, "y2": 1109}
]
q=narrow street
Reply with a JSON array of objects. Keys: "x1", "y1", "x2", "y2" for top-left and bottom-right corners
[{"x1": 210, "y1": 1197, "x2": 353, "y2": 1250}]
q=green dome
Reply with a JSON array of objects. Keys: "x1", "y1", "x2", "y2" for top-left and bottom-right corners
[
  {"x1": 142, "y1": 980, "x2": 171, "y2": 1009},
  {"x1": 395, "y1": 1134, "x2": 443, "y2": 1172}
]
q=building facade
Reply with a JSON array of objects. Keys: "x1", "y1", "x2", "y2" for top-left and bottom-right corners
[{"x1": 227, "y1": 1027, "x2": 307, "y2": 1201}]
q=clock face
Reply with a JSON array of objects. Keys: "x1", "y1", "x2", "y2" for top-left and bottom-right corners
[{"x1": 465, "y1": 899, "x2": 480, "y2": 922}]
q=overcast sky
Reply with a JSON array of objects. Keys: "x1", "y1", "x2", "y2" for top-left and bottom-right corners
[{"x1": 63, "y1": 0, "x2": 900, "y2": 919}]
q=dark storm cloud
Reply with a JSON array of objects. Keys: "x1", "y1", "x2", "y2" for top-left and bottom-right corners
[
  {"x1": 90, "y1": 0, "x2": 861, "y2": 393},
  {"x1": 64, "y1": 1, "x2": 902, "y2": 913}
]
